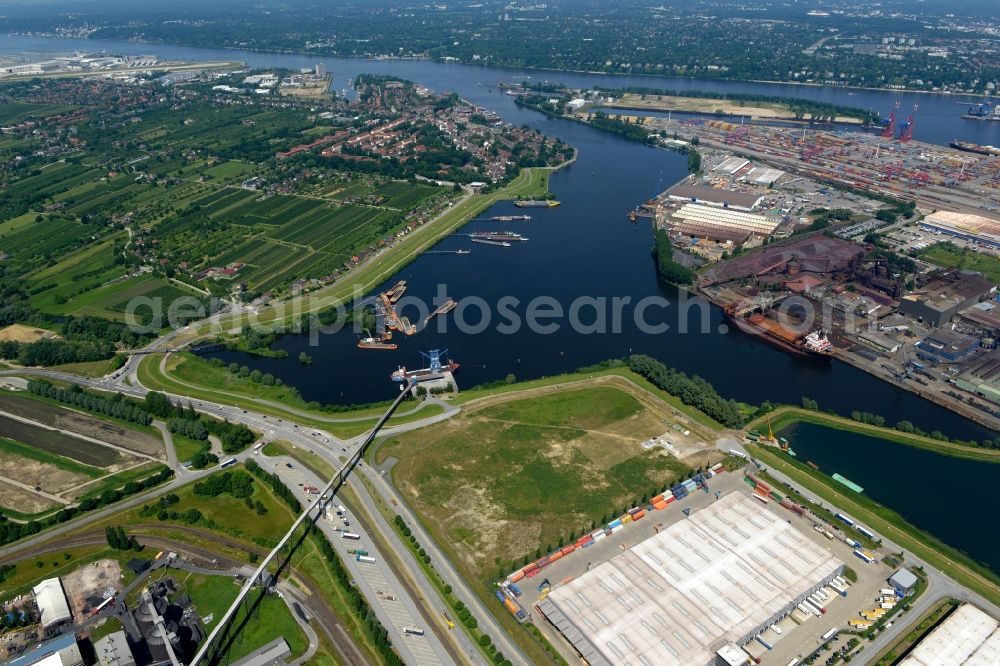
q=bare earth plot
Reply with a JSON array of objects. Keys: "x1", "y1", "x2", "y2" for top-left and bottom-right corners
[
  {"x1": 0, "y1": 479, "x2": 58, "y2": 514},
  {"x1": 0, "y1": 394, "x2": 164, "y2": 458},
  {"x1": 63, "y1": 559, "x2": 123, "y2": 619},
  {"x1": 0, "y1": 324, "x2": 59, "y2": 342},
  {"x1": 377, "y1": 381, "x2": 696, "y2": 582}
]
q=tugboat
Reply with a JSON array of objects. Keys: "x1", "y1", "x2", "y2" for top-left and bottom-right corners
[
  {"x1": 358, "y1": 336, "x2": 398, "y2": 350},
  {"x1": 391, "y1": 349, "x2": 460, "y2": 382}
]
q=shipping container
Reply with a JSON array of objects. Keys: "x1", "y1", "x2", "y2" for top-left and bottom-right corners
[
  {"x1": 611, "y1": 523, "x2": 624, "y2": 532},
  {"x1": 880, "y1": 602, "x2": 895, "y2": 610},
  {"x1": 548, "y1": 551, "x2": 564, "y2": 564},
  {"x1": 744, "y1": 477, "x2": 757, "y2": 487},
  {"x1": 522, "y1": 563, "x2": 539, "y2": 574},
  {"x1": 525, "y1": 567, "x2": 541, "y2": 578},
  {"x1": 853, "y1": 550, "x2": 874, "y2": 564},
  {"x1": 821, "y1": 628, "x2": 837, "y2": 641},
  {"x1": 857, "y1": 525, "x2": 875, "y2": 539},
  {"x1": 503, "y1": 598, "x2": 519, "y2": 615},
  {"x1": 769, "y1": 491, "x2": 783, "y2": 501},
  {"x1": 627, "y1": 507, "x2": 642, "y2": 516},
  {"x1": 632, "y1": 509, "x2": 646, "y2": 520},
  {"x1": 356, "y1": 555, "x2": 376, "y2": 564},
  {"x1": 879, "y1": 588, "x2": 896, "y2": 596},
  {"x1": 621, "y1": 515, "x2": 632, "y2": 524},
  {"x1": 536, "y1": 556, "x2": 550, "y2": 568},
  {"x1": 753, "y1": 494, "x2": 769, "y2": 504},
  {"x1": 651, "y1": 494, "x2": 664, "y2": 504},
  {"x1": 664, "y1": 496, "x2": 676, "y2": 504},
  {"x1": 509, "y1": 583, "x2": 522, "y2": 597},
  {"x1": 652, "y1": 501, "x2": 668, "y2": 510},
  {"x1": 509, "y1": 570, "x2": 525, "y2": 583},
  {"x1": 608, "y1": 519, "x2": 623, "y2": 529},
  {"x1": 785, "y1": 659, "x2": 800, "y2": 666},
  {"x1": 710, "y1": 462, "x2": 723, "y2": 471},
  {"x1": 576, "y1": 536, "x2": 593, "y2": 547},
  {"x1": 844, "y1": 538, "x2": 860, "y2": 548},
  {"x1": 561, "y1": 545, "x2": 575, "y2": 555},
  {"x1": 592, "y1": 531, "x2": 606, "y2": 542},
  {"x1": 835, "y1": 513, "x2": 855, "y2": 526},
  {"x1": 342, "y1": 532, "x2": 361, "y2": 540}
]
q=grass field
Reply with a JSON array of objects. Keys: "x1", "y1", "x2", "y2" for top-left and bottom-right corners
[
  {"x1": 918, "y1": 242, "x2": 1000, "y2": 284},
  {"x1": 375, "y1": 384, "x2": 691, "y2": 582},
  {"x1": 0, "y1": 545, "x2": 129, "y2": 599},
  {"x1": 180, "y1": 572, "x2": 309, "y2": 662}
]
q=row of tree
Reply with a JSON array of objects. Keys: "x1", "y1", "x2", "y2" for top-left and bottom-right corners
[
  {"x1": 28, "y1": 380, "x2": 151, "y2": 426},
  {"x1": 652, "y1": 229, "x2": 695, "y2": 285},
  {"x1": 105, "y1": 525, "x2": 140, "y2": 551},
  {"x1": 627, "y1": 354, "x2": 745, "y2": 427}
]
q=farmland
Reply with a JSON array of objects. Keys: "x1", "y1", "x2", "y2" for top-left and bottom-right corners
[{"x1": 374, "y1": 381, "x2": 693, "y2": 584}]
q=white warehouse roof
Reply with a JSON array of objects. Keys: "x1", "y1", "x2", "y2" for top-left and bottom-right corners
[
  {"x1": 541, "y1": 493, "x2": 842, "y2": 666},
  {"x1": 673, "y1": 203, "x2": 779, "y2": 236},
  {"x1": 33, "y1": 578, "x2": 72, "y2": 628},
  {"x1": 900, "y1": 604, "x2": 1000, "y2": 665}
]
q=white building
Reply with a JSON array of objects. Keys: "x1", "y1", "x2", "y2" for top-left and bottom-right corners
[
  {"x1": 315, "y1": 63, "x2": 327, "y2": 78},
  {"x1": 539, "y1": 493, "x2": 843, "y2": 666},
  {"x1": 900, "y1": 603, "x2": 1000, "y2": 665},
  {"x1": 33, "y1": 578, "x2": 72, "y2": 628}
]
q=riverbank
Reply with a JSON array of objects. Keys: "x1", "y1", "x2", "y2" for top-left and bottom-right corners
[{"x1": 746, "y1": 406, "x2": 1000, "y2": 462}]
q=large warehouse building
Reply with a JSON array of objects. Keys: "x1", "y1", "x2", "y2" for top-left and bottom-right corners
[
  {"x1": 670, "y1": 203, "x2": 779, "y2": 246},
  {"x1": 33, "y1": 578, "x2": 72, "y2": 628},
  {"x1": 538, "y1": 493, "x2": 843, "y2": 666},
  {"x1": 900, "y1": 603, "x2": 1000, "y2": 665},
  {"x1": 920, "y1": 211, "x2": 1000, "y2": 250}
]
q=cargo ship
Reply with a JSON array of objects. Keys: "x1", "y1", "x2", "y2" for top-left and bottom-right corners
[
  {"x1": 514, "y1": 200, "x2": 560, "y2": 208},
  {"x1": 470, "y1": 231, "x2": 528, "y2": 243},
  {"x1": 358, "y1": 336, "x2": 398, "y2": 350},
  {"x1": 949, "y1": 141, "x2": 1000, "y2": 157},
  {"x1": 391, "y1": 349, "x2": 459, "y2": 382},
  {"x1": 475, "y1": 215, "x2": 532, "y2": 222},
  {"x1": 724, "y1": 305, "x2": 834, "y2": 361}
]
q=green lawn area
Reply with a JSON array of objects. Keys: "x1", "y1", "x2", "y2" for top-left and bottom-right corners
[
  {"x1": 262, "y1": 440, "x2": 336, "y2": 479},
  {"x1": 375, "y1": 384, "x2": 692, "y2": 583},
  {"x1": 748, "y1": 443, "x2": 1000, "y2": 607},
  {"x1": 179, "y1": 572, "x2": 308, "y2": 662},
  {"x1": 172, "y1": 433, "x2": 210, "y2": 463},
  {"x1": 918, "y1": 242, "x2": 1000, "y2": 284},
  {"x1": 48, "y1": 358, "x2": 122, "y2": 378}
]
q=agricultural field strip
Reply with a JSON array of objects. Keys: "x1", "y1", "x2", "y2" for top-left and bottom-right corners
[{"x1": 0, "y1": 410, "x2": 160, "y2": 463}]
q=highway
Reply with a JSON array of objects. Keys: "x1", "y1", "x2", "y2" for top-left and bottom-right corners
[{"x1": 0, "y1": 350, "x2": 522, "y2": 665}]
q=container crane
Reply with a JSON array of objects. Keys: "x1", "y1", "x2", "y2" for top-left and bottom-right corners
[
  {"x1": 898, "y1": 105, "x2": 918, "y2": 142},
  {"x1": 880, "y1": 101, "x2": 900, "y2": 139}
]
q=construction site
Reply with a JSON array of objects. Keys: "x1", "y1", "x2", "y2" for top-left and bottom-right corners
[{"x1": 518, "y1": 472, "x2": 899, "y2": 666}]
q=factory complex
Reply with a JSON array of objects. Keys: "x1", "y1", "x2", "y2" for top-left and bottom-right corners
[
  {"x1": 919, "y1": 211, "x2": 1000, "y2": 251},
  {"x1": 538, "y1": 493, "x2": 843, "y2": 666},
  {"x1": 899, "y1": 603, "x2": 1000, "y2": 665}
]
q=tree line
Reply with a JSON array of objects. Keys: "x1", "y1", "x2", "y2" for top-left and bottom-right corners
[
  {"x1": 28, "y1": 380, "x2": 152, "y2": 426},
  {"x1": 652, "y1": 228, "x2": 695, "y2": 285},
  {"x1": 627, "y1": 354, "x2": 745, "y2": 427},
  {"x1": 146, "y1": 391, "x2": 256, "y2": 454}
]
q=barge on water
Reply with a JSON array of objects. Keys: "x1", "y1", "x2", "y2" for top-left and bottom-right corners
[
  {"x1": 424, "y1": 298, "x2": 458, "y2": 324},
  {"x1": 514, "y1": 200, "x2": 560, "y2": 208},
  {"x1": 470, "y1": 231, "x2": 528, "y2": 243},
  {"x1": 949, "y1": 140, "x2": 1000, "y2": 156}
]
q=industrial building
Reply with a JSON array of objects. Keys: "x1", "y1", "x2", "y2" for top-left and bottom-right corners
[
  {"x1": 745, "y1": 167, "x2": 784, "y2": 187},
  {"x1": 919, "y1": 211, "x2": 1000, "y2": 251},
  {"x1": 95, "y1": 631, "x2": 136, "y2": 666},
  {"x1": 714, "y1": 157, "x2": 750, "y2": 176},
  {"x1": 670, "y1": 203, "x2": 778, "y2": 247},
  {"x1": 956, "y1": 351, "x2": 1000, "y2": 405},
  {"x1": 956, "y1": 300, "x2": 1000, "y2": 336},
  {"x1": 667, "y1": 182, "x2": 763, "y2": 211},
  {"x1": 898, "y1": 272, "x2": 995, "y2": 327},
  {"x1": 916, "y1": 329, "x2": 980, "y2": 363},
  {"x1": 900, "y1": 603, "x2": 1000, "y2": 665},
  {"x1": 6, "y1": 634, "x2": 83, "y2": 666},
  {"x1": 230, "y1": 637, "x2": 292, "y2": 666},
  {"x1": 888, "y1": 568, "x2": 918, "y2": 595},
  {"x1": 33, "y1": 578, "x2": 72, "y2": 628},
  {"x1": 538, "y1": 493, "x2": 843, "y2": 666},
  {"x1": 858, "y1": 330, "x2": 902, "y2": 354}
]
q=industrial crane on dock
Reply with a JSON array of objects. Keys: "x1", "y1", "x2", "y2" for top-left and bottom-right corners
[
  {"x1": 880, "y1": 100, "x2": 900, "y2": 138},
  {"x1": 898, "y1": 105, "x2": 918, "y2": 142}
]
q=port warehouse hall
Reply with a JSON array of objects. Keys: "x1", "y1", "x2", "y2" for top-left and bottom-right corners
[{"x1": 536, "y1": 494, "x2": 843, "y2": 666}]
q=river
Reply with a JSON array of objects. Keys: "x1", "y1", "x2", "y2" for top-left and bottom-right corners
[
  {"x1": 780, "y1": 420, "x2": 1000, "y2": 574},
  {"x1": 5, "y1": 35, "x2": 1000, "y2": 445}
]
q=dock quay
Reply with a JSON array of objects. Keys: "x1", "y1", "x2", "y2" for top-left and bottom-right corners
[{"x1": 379, "y1": 280, "x2": 417, "y2": 336}]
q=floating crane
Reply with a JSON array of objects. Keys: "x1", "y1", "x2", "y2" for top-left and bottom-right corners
[{"x1": 880, "y1": 100, "x2": 900, "y2": 139}]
